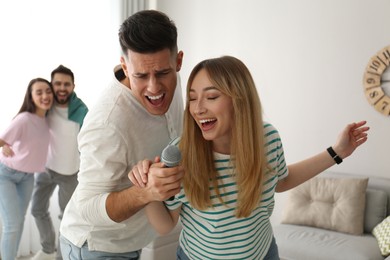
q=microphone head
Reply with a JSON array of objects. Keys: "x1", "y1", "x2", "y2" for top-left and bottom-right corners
[{"x1": 161, "y1": 145, "x2": 182, "y2": 167}]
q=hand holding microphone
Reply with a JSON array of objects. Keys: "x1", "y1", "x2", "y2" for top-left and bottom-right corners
[
  {"x1": 161, "y1": 145, "x2": 182, "y2": 200},
  {"x1": 128, "y1": 144, "x2": 183, "y2": 201}
]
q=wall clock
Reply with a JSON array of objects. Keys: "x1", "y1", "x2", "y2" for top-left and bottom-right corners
[{"x1": 363, "y1": 45, "x2": 390, "y2": 116}]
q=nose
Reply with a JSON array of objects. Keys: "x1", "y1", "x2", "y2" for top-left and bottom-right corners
[
  {"x1": 147, "y1": 76, "x2": 160, "y2": 93},
  {"x1": 58, "y1": 83, "x2": 66, "y2": 91},
  {"x1": 194, "y1": 100, "x2": 206, "y2": 115},
  {"x1": 43, "y1": 92, "x2": 53, "y2": 100}
]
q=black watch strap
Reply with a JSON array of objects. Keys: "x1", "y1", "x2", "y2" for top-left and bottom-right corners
[{"x1": 327, "y1": 146, "x2": 343, "y2": 164}]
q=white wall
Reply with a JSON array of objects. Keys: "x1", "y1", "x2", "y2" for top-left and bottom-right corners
[
  {"x1": 154, "y1": 0, "x2": 390, "y2": 224},
  {"x1": 0, "y1": 0, "x2": 123, "y2": 256},
  {"x1": 0, "y1": 0, "x2": 120, "y2": 130}
]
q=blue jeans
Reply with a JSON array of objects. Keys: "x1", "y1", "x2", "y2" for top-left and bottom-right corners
[
  {"x1": 0, "y1": 163, "x2": 34, "y2": 260},
  {"x1": 264, "y1": 237, "x2": 280, "y2": 260},
  {"x1": 31, "y1": 169, "x2": 78, "y2": 259},
  {"x1": 60, "y1": 235, "x2": 141, "y2": 260},
  {"x1": 176, "y1": 236, "x2": 280, "y2": 260}
]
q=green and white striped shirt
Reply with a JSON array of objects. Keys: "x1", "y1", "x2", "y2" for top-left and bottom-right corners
[{"x1": 165, "y1": 123, "x2": 288, "y2": 259}]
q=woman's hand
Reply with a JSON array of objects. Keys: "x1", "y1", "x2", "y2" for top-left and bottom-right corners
[
  {"x1": 1, "y1": 144, "x2": 14, "y2": 157},
  {"x1": 128, "y1": 156, "x2": 159, "y2": 187},
  {"x1": 332, "y1": 121, "x2": 370, "y2": 159}
]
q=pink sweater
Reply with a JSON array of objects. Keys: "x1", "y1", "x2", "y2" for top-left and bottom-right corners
[{"x1": 0, "y1": 112, "x2": 50, "y2": 173}]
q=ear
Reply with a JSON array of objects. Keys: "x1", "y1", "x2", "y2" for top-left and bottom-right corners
[
  {"x1": 120, "y1": 56, "x2": 128, "y2": 77},
  {"x1": 176, "y1": 51, "x2": 184, "y2": 72}
]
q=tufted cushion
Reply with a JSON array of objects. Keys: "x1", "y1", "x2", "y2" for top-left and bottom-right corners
[
  {"x1": 372, "y1": 216, "x2": 390, "y2": 256},
  {"x1": 281, "y1": 177, "x2": 368, "y2": 235}
]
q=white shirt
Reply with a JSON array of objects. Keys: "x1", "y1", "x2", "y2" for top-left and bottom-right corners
[
  {"x1": 46, "y1": 106, "x2": 80, "y2": 175},
  {"x1": 60, "y1": 67, "x2": 183, "y2": 253}
]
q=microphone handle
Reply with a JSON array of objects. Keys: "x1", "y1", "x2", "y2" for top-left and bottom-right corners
[{"x1": 167, "y1": 167, "x2": 175, "y2": 201}]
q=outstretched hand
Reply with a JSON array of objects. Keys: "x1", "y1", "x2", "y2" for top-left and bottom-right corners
[{"x1": 333, "y1": 120, "x2": 369, "y2": 159}]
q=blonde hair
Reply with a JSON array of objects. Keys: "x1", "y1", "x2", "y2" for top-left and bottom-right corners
[{"x1": 179, "y1": 56, "x2": 267, "y2": 218}]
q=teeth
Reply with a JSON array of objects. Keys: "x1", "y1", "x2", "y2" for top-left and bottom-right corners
[
  {"x1": 199, "y1": 119, "x2": 216, "y2": 124},
  {"x1": 148, "y1": 94, "x2": 163, "y2": 100}
]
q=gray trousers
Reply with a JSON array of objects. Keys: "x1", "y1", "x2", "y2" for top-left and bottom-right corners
[{"x1": 31, "y1": 169, "x2": 78, "y2": 260}]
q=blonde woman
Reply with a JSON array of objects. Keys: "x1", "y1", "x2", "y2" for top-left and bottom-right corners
[{"x1": 130, "y1": 56, "x2": 369, "y2": 260}]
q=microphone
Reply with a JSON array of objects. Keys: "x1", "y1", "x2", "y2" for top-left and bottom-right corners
[
  {"x1": 160, "y1": 144, "x2": 182, "y2": 200},
  {"x1": 161, "y1": 144, "x2": 182, "y2": 167}
]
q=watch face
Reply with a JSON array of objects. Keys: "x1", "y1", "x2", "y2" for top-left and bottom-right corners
[{"x1": 363, "y1": 45, "x2": 390, "y2": 116}]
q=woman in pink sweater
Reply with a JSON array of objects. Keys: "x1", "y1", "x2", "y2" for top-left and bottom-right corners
[{"x1": 0, "y1": 78, "x2": 53, "y2": 260}]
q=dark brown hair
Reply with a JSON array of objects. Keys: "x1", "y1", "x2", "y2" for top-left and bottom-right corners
[
  {"x1": 17, "y1": 78, "x2": 52, "y2": 115},
  {"x1": 119, "y1": 10, "x2": 178, "y2": 54}
]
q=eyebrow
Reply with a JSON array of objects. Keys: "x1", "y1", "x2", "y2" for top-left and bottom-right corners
[
  {"x1": 133, "y1": 68, "x2": 172, "y2": 76},
  {"x1": 189, "y1": 86, "x2": 217, "y2": 92},
  {"x1": 156, "y1": 68, "x2": 172, "y2": 73}
]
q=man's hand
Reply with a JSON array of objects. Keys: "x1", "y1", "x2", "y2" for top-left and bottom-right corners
[{"x1": 128, "y1": 156, "x2": 184, "y2": 202}]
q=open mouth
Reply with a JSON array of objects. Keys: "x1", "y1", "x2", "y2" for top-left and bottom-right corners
[
  {"x1": 147, "y1": 93, "x2": 164, "y2": 106},
  {"x1": 56, "y1": 91, "x2": 68, "y2": 99},
  {"x1": 199, "y1": 118, "x2": 217, "y2": 130},
  {"x1": 41, "y1": 100, "x2": 52, "y2": 107},
  {"x1": 55, "y1": 92, "x2": 69, "y2": 103}
]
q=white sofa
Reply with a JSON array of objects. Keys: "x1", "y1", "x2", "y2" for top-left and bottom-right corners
[{"x1": 273, "y1": 171, "x2": 390, "y2": 260}]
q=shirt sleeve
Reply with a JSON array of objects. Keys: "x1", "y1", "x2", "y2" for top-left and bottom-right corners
[
  {"x1": 0, "y1": 114, "x2": 25, "y2": 145},
  {"x1": 73, "y1": 122, "x2": 130, "y2": 226},
  {"x1": 164, "y1": 196, "x2": 183, "y2": 211},
  {"x1": 264, "y1": 123, "x2": 289, "y2": 180}
]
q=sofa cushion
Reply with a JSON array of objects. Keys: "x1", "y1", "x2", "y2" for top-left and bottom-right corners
[
  {"x1": 365, "y1": 189, "x2": 388, "y2": 233},
  {"x1": 273, "y1": 224, "x2": 384, "y2": 260},
  {"x1": 372, "y1": 216, "x2": 390, "y2": 257},
  {"x1": 281, "y1": 177, "x2": 368, "y2": 235}
]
